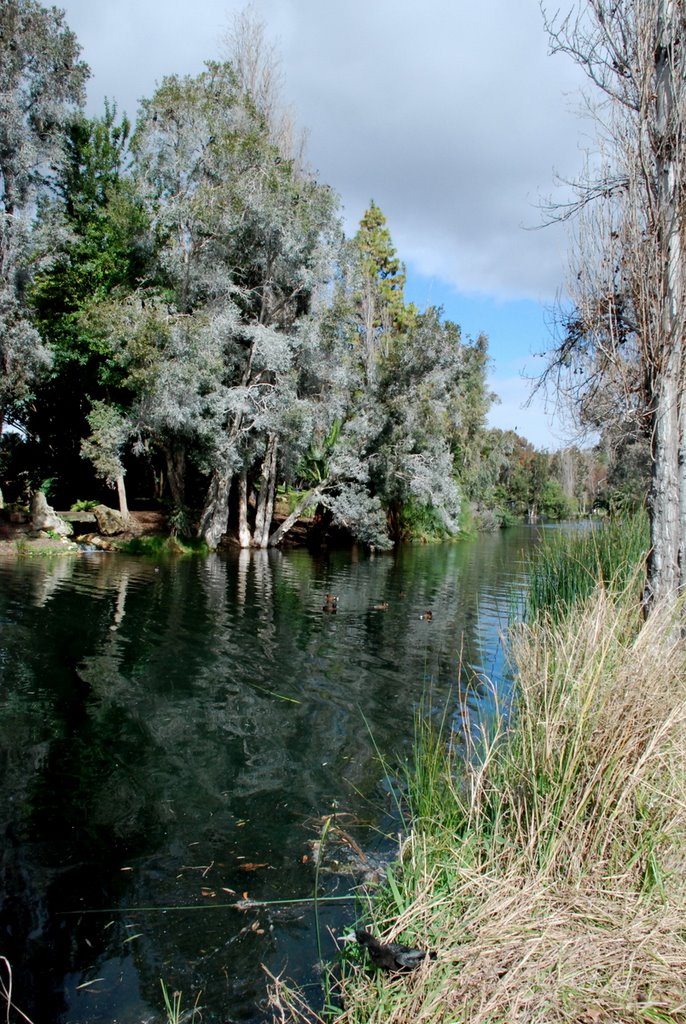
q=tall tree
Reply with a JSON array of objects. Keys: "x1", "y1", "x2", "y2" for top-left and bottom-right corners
[
  {"x1": 313, "y1": 300, "x2": 466, "y2": 547},
  {"x1": 131, "y1": 63, "x2": 340, "y2": 548},
  {"x1": 0, "y1": 0, "x2": 88, "y2": 434},
  {"x1": 28, "y1": 104, "x2": 149, "y2": 504},
  {"x1": 542, "y1": 1, "x2": 686, "y2": 611},
  {"x1": 220, "y1": 5, "x2": 305, "y2": 164},
  {"x1": 353, "y1": 201, "x2": 413, "y2": 378}
]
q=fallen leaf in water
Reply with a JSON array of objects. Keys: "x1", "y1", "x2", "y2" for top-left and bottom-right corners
[
  {"x1": 120, "y1": 866, "x2": 133, "y2": 872},
  {"x1": 301, "y1": 854, "x2": 309, "y2": 864},
  {"x1": 239, "y1": 862, "x2": 269, "y2": 871},
  {"x1": 221, "y1": 887, "x2": 236, "y2": 894},
  {"x1": 243, "y1": 891, "x2": 249, "y2": 899}
]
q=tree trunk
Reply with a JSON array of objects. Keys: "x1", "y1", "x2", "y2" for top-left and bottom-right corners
[
  {"x1": 268, "y1": 479, "x2": 331, "y2": 547},
  {"x1": 164, "y1": 443, "x2": 186, "y2": 506},
  {"x1": 197, "y1": 468, "x2": 232, "y2": 549},
  {"x1": 237, "y1": 470, "x2": 252, "y2": 549},
  {"x1": 647, "y1": 368, "x2": 682, "y2": 606},
  {"x1": 253, "y1": 434, "x2": 278, "y2": 548},
  {"x1": 679, "y1": 394, "x2": 686, "y2": 594},
  {"x1": 115, "y1": 474, "x2": 129, "y2": 518},
  {"x1": 647, "y1": 0, "x2": 686, "y2": 608}
]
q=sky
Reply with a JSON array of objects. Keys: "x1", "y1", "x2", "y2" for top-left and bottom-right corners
[{"x1": 55, "y1": 0, "x2": 592, "y2": 449}]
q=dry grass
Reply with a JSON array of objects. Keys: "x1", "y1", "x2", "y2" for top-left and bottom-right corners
[{"x1": 272, "y1": 584, "x2": 686, "y2": 1024}]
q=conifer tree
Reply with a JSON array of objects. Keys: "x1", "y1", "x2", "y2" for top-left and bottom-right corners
[{"x1": 353, "y1": 200, "x2": 414, "y2": 376}]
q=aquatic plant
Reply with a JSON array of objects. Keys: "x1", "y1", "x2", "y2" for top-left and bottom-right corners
[
  {"x1": 0, "y1": 956, "x2": 35, "y2": 1024},
  {"x1": 160, "y1": 979, "x2": 202, "y2": 1024},
  {"x1": 526, "y1": 512, "x2": 649, "y2": 621}
]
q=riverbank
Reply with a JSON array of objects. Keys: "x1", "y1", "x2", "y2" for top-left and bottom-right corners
[
  {"x1": 0, "y1": 509, "x2": 168, "y2": 558},
  {"x1": 280, "y1": 579, "x2": 686, "y2": 1024}
]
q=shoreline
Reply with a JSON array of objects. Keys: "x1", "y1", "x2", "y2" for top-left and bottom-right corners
[{"x1": 0, "y1": 509, "x2": 169, "y2": 559}]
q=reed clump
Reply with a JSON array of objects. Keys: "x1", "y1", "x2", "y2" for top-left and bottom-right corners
[
  {"x1": 313, "y1": 582, "x2": 686, "y2": 1024},
  {"x1": 526, "y1": 513, "x2": 649, "y2": 621}
]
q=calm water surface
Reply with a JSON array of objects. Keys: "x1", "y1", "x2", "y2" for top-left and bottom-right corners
[{"x1": 0, "y1": 527, "x2": 545, "y2": 1022}]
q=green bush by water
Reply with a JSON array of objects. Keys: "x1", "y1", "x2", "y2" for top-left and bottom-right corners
[{"x1": 118, "y1": 535, "x2": 209, "y2": 557}]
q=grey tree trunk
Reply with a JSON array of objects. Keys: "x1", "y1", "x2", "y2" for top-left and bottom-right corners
[
  {"x1": 254, "y1": 434, "x2": 278, "y2": 548},
  {"x1": 647, "y1": 369, "x2": 682, "y2": 605},
  {"x1": 197, "y1": 469, "x2": 232, "y2": 549},
  {"x1": 679, "y1": 395, "x2": 686, "y2": 591},
  {"x1": 647, "y1": 0, "x2": 686, "y2": 607},
  {"x1": 115, "y1": 474, "x2": 129, "y2": 519},
  {"x1": 268, "y1": 479, "x2": 330, "y2": 547},
  {"x1": 237, "y1": 470, "x2": 252, "y2": 549},
  {"x1": 164, "y1": 444, "x2": 186, "y2": 506}
]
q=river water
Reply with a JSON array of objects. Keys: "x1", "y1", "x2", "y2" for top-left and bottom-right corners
[{"x1": 0, "y1": 526, "x2": 545, "y2": 1023}]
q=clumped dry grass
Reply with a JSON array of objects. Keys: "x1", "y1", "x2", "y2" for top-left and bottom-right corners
[{"x1": 273, "y1": 584, "x2": 686, "y2": 1024}]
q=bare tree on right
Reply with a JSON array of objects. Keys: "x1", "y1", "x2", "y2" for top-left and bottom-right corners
[{"x1": 541, "y1": 0, "x2": 686, "y2": 612}]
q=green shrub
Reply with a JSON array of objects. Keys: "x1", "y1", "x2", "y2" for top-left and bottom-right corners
[
  {"x1": 70, "y1": 499, "x2": 99, "y2": 512},
  {"x1": 399, "y1": 497, "x2": 452, "y2": 542},
  {"x1": 118, "y1": 535, "x2": 208, "y2": 557}
]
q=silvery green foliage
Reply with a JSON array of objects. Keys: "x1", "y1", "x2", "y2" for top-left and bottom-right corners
[
  {"x1": 0, "y1": 0, "x2": 87, "y2": 419},
  {"x1": 81, "y1": 401, "x2": 130, "y2": 485},
  {"x1": 0, "y1": 280, "x2": 51, "y2": 414},
  {"x1": 322, "y1": 304, "x2": 463, "y2": 543},
  {"x1": 320, "y1": 481, "x2": 392, "y2": 550},
  {"x1": 371, "y1": 308, "x2": 464, "y2": 530},
  {"x1": 132, "y1": 62, "x2": 343, "y2": 545},
  {"x1": 131, "y1": 305, "x2": 239, "y2": 450}
]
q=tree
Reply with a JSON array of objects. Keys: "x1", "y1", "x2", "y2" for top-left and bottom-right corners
[
  {"x1": 0, "y1": 0, "x2": 88, "y2": 434},
  {"x1": 131, "y1": 63, "x2": 341, "y2": 549},
  {"x1": 541, "y1": 1, "x2": 686, "y2": 611},
  {"x1": 369, "y1": 308, "x2": 464, "y2": 540},
  {"x1": 449, "y1": 332, "x2": 495, "y2": 501},
  {"x1": 307, "y1": 203, "x2": 478, "y2": 547},
  {"x1": 314, "y1": 299, "x2": 466, "y2": 547},
  {"x1": 220, "y1": 5, "x2": 305, "y2": 164},
  {"x1": 352, "y1": 201, "x2": 413, "y2": 378},
  {"x1": 80, "y1": 400, "x2": 131, "y2": 517},
  {"x1": 27, "y1": 104, "x2": 149, "y2": 503}
]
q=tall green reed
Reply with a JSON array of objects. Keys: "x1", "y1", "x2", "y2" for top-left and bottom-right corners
[{"x1": 526, "y1": 513, "x2": 649, "y2": 621}]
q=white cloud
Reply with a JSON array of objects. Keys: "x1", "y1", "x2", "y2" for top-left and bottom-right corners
[{"x1": 59, "y1": 0, "x2": 587, "y2": 303}]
